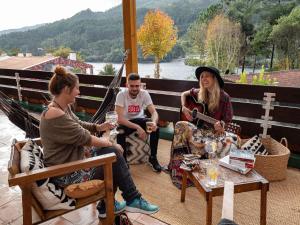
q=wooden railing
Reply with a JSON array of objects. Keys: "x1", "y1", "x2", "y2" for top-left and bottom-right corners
[{"x1": 0, "y1": 68, "x2": 299, "y2": 156}]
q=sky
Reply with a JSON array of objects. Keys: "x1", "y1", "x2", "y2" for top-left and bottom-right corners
[{"x1": 0, "y1": 0, "x2": 122, "y2": 31}]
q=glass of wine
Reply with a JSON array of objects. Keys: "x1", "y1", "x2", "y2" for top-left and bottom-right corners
[{"x1": 105, "y1": 111, "x2": 119, "y2": 136}]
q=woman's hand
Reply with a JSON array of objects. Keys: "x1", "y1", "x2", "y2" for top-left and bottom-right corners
[
  {"x1": 182, "y1": 106, "x2": 193, "y2": 121},
  {"x1": 214, "y1": 121, "x2": 225, "y2": 133},
  {"x1": 98, "y1": 136, "x2": 113, "y2": 147},
  {"x1": 96, "y1": 122, "x2": 115, "y2": 132},
  {"x1": 84, "y1": 147, "x2": 92, "y2": 158}
]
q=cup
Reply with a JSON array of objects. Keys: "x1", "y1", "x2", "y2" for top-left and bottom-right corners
[
  {"x1": 146, "y1": 121, "x2": 153, "y2": 133},
  {"x1": 206, "y1": 163, "x2": 219, "y2": 187},
  {"x1": 105, "y1": 111, "x2": 119, "y2": 135}
]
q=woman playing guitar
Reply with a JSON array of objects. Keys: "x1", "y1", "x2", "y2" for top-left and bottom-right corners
[
  {"x1": 181, "y1": 66, "x2": 233, "y2": 132},
  {"x1": 168, "y1": 66, "x2": 239, "y2": 189}
]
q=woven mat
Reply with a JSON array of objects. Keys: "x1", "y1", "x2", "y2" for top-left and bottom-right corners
[{"x1": 124, "y1": 140, "x2": 300, "y2": 225}]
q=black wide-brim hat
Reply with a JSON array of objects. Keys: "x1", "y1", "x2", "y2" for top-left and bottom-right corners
[{"x1": 195, "y1": 66, "x2": 224, "y2": 88}]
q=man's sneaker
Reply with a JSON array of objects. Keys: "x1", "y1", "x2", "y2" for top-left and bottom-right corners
[
  {"x1": 126, "y1": 197, "x2": 159, "y2": 214},
  {"x1": 97, "y1": 200, "x2": 126, "y2": 218},
  {"x1": 148, "y1": 156, "x2": 162, "y2": 172}
]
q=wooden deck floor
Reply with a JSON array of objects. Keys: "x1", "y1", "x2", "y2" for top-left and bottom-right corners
[{"x1": 0, "y1": 110, "x2": 168, "y2": 225}]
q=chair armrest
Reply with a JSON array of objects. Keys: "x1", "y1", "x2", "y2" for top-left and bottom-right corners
[{"x1": 8, "y1": 153, "x2": 116, "y2": 187}]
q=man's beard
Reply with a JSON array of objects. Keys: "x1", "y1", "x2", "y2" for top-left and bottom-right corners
[{"x1": 129, "y1": 90, "x2": 139, "y2": 98}]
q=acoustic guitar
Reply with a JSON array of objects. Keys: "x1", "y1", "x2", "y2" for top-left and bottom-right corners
[{"x1": 180, "y1": 96, "x2": 241, "y2": 135}]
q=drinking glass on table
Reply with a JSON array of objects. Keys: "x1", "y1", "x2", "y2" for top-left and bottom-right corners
[
  {"x1": 105, "y1": 111, "x2": 119, "y2": 136},
  {"x1": 207, "y1": 162, "x2": 219, "y2": 187}
]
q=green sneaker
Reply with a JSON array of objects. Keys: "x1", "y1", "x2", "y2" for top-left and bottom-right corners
[
  {"x1": 126, "y1": 197, "x2": 159, "y2": 214},
  {"x1": 97, "y1": 200, "x2": 126, "y2": 218}
]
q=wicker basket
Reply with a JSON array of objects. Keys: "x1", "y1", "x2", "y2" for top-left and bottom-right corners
[{"x1": 242, "y1": 137, "x2": 290, "y2": 182}]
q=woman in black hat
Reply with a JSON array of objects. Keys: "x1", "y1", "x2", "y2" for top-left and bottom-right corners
[
  {"x1": 181, "y1": 66, "x2": 232, "y2": 130},
  {"x1": 168, "y1": 66, "x2": 239, "y2": 189}
]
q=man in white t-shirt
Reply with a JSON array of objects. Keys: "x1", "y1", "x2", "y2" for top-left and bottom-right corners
[{"x1": 115, "y1": 73, "x2": 162, "y2": 172}]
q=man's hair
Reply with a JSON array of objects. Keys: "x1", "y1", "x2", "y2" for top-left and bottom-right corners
[{"x1": 127, "y1": 73, "x2": 141, "y2": 81}]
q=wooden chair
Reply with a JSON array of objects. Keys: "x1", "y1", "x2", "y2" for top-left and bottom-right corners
[{"x1": 7, "y1": 138, "x2": 116, "y2": 225}]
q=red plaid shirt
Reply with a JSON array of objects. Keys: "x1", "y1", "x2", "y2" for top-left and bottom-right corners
[{"x1": 190, "y1": 88, "x2": 233, "y2": 123}]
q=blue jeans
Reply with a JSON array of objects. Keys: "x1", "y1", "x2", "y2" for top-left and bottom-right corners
[
  {"x1": 92, "y1": 146, "x2": 142, "y2": 202},
  {"x1": 52, "y1": 146, "x2": 141, "y2": 203}
]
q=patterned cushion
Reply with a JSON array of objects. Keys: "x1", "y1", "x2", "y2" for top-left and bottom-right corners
[
  {"x1": 126, "y1": 132, "x2": 150, "y2": 164},
  {"x1": 64, "y1": 180, "x2": 104, "y2": 198},
  {"x1": 20, "y1": 139, "x2": 76, "y2": 210},
  {"x1": 20, "y1": 139, "x2": 44, "y2": 172},
  {"x1": 241, "y1": 135, "x2": 269, "y2": 155}
]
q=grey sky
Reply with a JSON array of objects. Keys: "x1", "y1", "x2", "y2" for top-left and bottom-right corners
[{"x1": 0, "y1": 0, "x2": 122, "y2": 31}]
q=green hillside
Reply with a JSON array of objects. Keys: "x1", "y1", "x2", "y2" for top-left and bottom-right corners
[{"x1": 0, "y1": 0, "x2": 217, "y2": 62}]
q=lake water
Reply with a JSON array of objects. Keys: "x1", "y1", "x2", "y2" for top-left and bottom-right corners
[{"x1": 89, "y1": 59, "x2": 259, "y2": 80}]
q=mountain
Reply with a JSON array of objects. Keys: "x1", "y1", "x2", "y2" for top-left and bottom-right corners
[
  {"x1": 0, "y1": 0, "x2": 217, "y2": 62},
  {"x1": 0, "y1": 24, "x2": 45, "y2": 36}
]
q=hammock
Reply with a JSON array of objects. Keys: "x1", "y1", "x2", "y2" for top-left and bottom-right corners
[
  {"x1": 89, "y1": 50, "x2": 128, "y2": 124},
  {"x1": 0, "y1": 91, "x2": 40, "y2": 138},
  {"x1": 0, "y1": 50, "x2": 128, "y2": 138}
]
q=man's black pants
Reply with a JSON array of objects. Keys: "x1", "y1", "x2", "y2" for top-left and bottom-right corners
[{"x1": 117, "y1": 118, "x2": 159, "y2": 162}]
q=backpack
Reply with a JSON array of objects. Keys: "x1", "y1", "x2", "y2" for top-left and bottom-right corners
[{"x1": 114, "y1": 213, "x2": 133, "y2": 225}]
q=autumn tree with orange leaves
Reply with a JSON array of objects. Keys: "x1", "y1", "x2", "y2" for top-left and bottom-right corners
[
  {"x1": 137, "y1": 10, "x2": 177, "y2": 78},
  {"x1": 206, "y1": 14, "x2": 242, "y2": 72}
]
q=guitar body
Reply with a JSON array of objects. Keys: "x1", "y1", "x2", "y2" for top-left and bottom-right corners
[
  {"x1": 180, "y1": 96, "x2": 241, "y2": 135},
  {"x1": 180, "y1": 95, "x2": 206, "y2": 127}
]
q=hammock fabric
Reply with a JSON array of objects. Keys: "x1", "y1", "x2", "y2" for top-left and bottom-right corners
[
  {"x1": 0, "y1": 51, "x2": 128, "y2": 138},
  {"x1": 0, "y1": 91, "x2": 40, "y2": 138},
  {"x1": 89, "y1": 50, "x2": 127, "y2": 124}
]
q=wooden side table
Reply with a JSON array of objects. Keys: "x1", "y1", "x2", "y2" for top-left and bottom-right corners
[{"x1": 181, "y1": 164, "x2": 269, "y2": 225}]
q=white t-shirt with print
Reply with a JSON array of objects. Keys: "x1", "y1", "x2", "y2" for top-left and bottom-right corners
[{"x1": 115, "y1": 89, "x2": 153, "y2": 120}]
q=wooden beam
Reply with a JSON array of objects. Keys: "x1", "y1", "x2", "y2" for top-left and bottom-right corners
[{"x1": 122, "y1": 0, "x2": 138, "y2": 78}]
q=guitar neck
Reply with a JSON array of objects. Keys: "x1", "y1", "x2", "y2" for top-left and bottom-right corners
[{"x1": 196, "y1": 111, "x2": 218, "y2": 125}]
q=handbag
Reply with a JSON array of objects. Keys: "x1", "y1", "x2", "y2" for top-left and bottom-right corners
[{"x1": 114, "y1": 213, "x2": 133, "y2": 225}]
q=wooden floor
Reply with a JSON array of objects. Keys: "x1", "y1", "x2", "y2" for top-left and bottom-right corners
[{"x1": 0, "y1": 110, "x2": 168, "y2": 225}]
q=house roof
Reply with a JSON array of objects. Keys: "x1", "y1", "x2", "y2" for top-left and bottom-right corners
[
  {"x1": 0, "y1": 56, "x2": 56, "y2": 70},
  {"x1": 223, "y1": 70, "x2": 300, "y2": 87}
]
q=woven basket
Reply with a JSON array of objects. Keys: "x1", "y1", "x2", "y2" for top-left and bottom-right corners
[{"x1": 242, "y1": 137, "x2": 290, "y2": 182}]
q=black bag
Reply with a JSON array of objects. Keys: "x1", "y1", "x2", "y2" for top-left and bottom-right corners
[{"x1": 114, "y1": 213, "x2": 133, "y2": 225}]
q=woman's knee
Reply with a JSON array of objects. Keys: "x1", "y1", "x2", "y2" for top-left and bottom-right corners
[
  {"x1": 174, "y1": 121, "x2": 194, "y2": 135},
  {"x1": 93, "y1": 146, "x2": 120, "y2": 156}
]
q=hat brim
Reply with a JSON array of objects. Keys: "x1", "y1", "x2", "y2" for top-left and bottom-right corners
[{"x1": 195, "y1": 66, "x2": 224, "y2": 88}]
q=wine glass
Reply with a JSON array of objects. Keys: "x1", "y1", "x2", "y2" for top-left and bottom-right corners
[
  {"x1": 205, "y1": 140, "x2": 217, "y2": 161},
  {"x1": 105, "y1": 111, "x2": 119, "y2": 136}
]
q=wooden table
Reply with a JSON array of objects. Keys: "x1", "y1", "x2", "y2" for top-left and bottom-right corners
[{"x1": 181, "y1": 164, "x2": 269, "y2": 225}]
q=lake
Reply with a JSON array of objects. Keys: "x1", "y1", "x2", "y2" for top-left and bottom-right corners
[{"x1": 89, "y1": 59, "x2": 259, "y2": 80}]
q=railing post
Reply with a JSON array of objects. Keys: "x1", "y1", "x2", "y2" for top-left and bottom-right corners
[{"x1": 15, "y1": 72, "x2": 22, "y2": 101}]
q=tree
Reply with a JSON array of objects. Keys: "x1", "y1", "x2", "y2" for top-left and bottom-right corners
[
  {"x1": 184, "y1": 4, "x2": 223, "y2": 58},
  {"x1": 52, "y1": 46, "x2": 72, "y2": 58},
  {"x1": 260, "y1": 0, "x2": 297, "y2": 70},
  {"x1": 8, "y1": 48, "x2": 20, "y2": 56},
  {"x1": 270, "y1": 6, "x2": 300, "y2": 69},
  {"x1": 137, "y1": 10, "x2": 177, "y2": 78},
  {"x1": 99, "y1": 64, "x2": 116, "y2": 75},
  {"x1": 205, "y1": 14, "x2": 242, "y2": 73},
  {"x1": 222, "y1": 0, "x2": 260, "y2": 72},
  {"x1": 250, "y1": 23, "x2": 272, "y2": 72}
]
